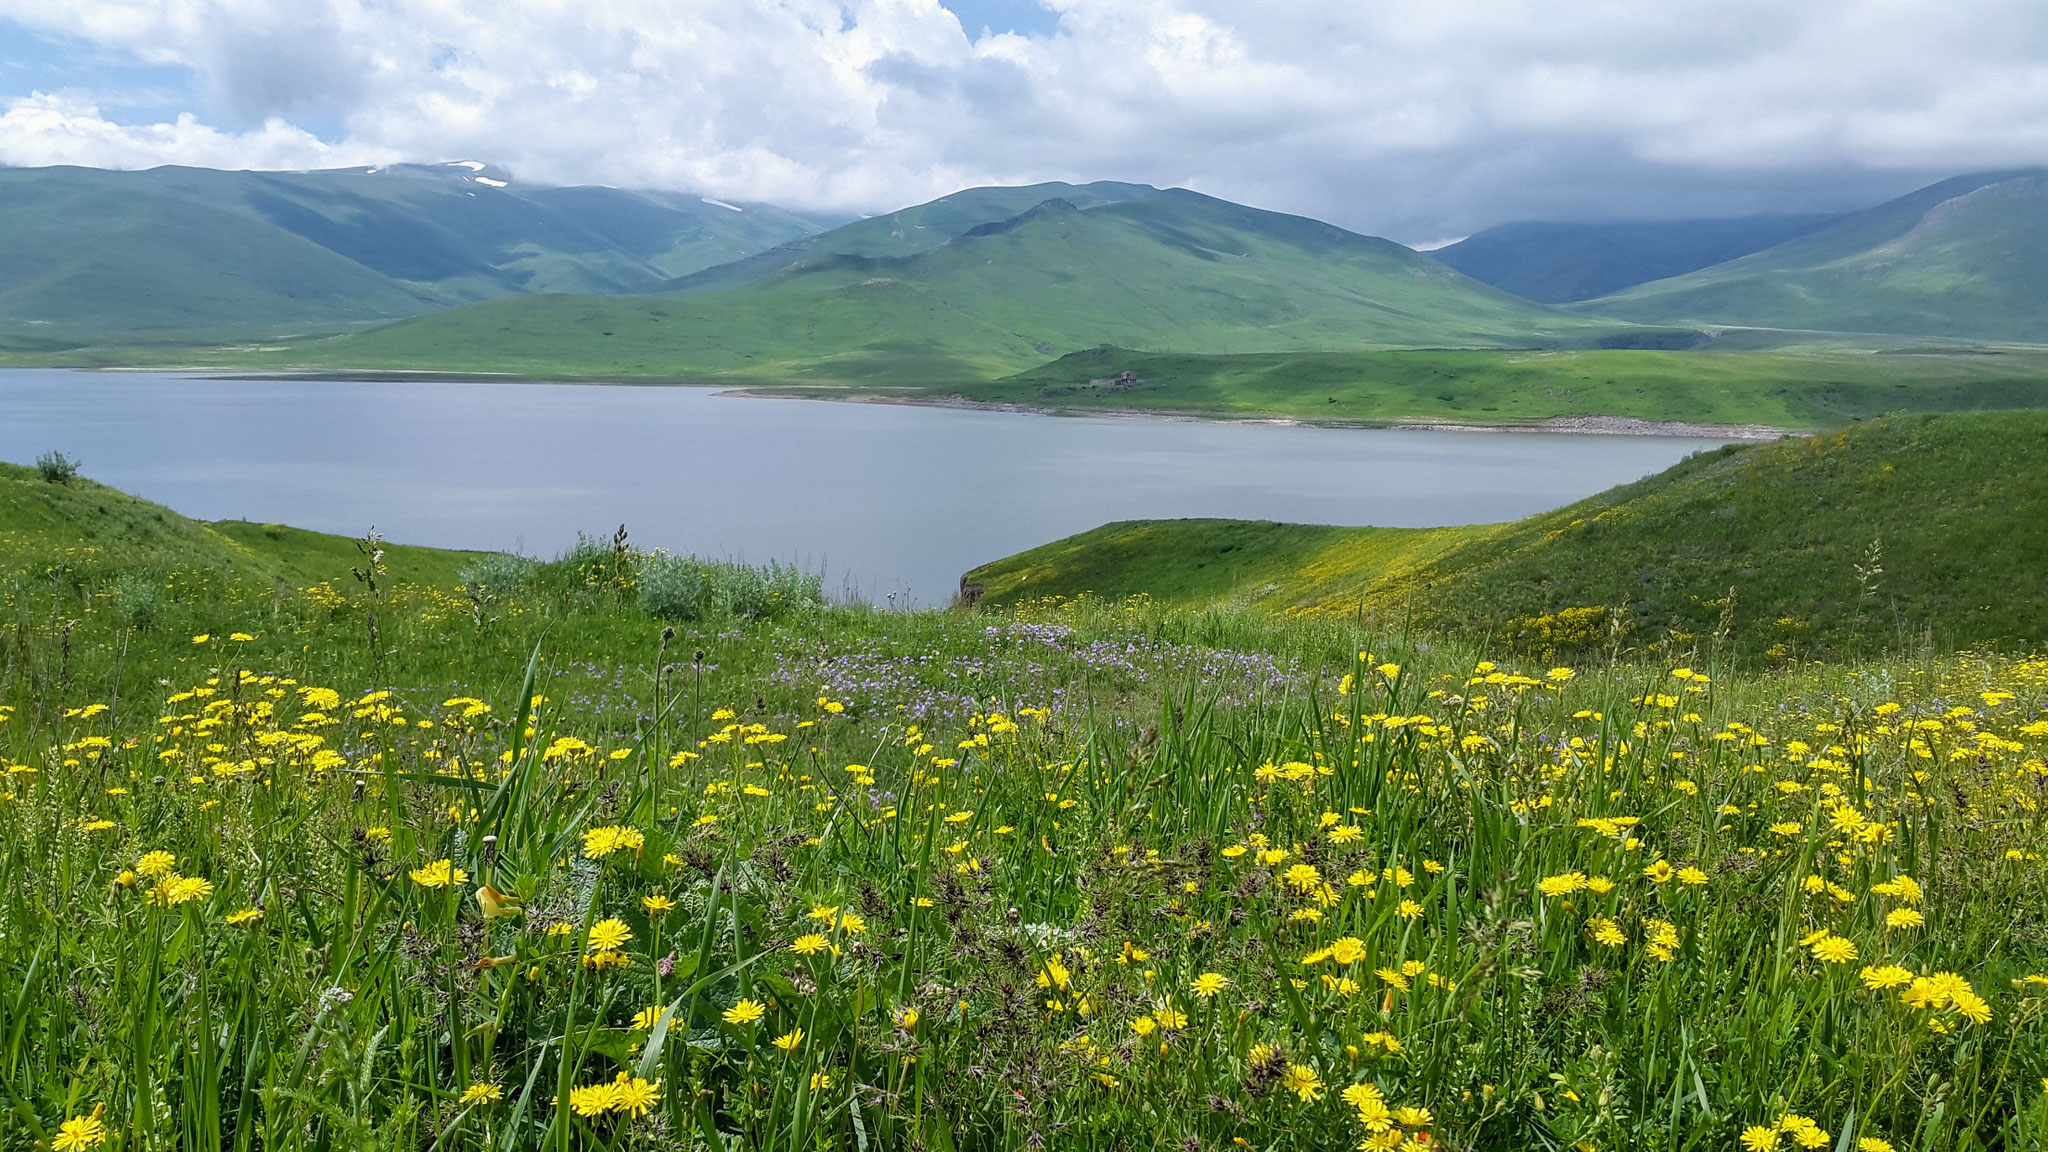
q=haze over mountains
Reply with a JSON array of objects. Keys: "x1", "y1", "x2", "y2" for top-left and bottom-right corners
[
  {"x1": 1587, "y1": 170, "x2": 2048, "y2": 342},
  {"x1": 1431, "y1": 214, "x2": 1843, "y2": 303},
  {"x1": 3, "y1": 161, "x2": 2047, "y2": 370}
]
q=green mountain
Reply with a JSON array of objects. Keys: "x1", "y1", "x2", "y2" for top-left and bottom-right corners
[
  {"x1": 290, "y1": 188, "x2": 1593, "y2": 382},
  {"x1": 967, "y1": 410, "x2": 2048, "y2": 659},
  {"x1": 0, "y1": 163, "x2": 827, "y2": 346},
  {"x1": 1586, "y1": 171, "x2": 2048, "y2": 340},
  {"x1": 664, "y1": 180, "x2": 1157, "y2": 294},
  {"x1": 1432, "y1": 213, "x2": 1840, "y2": 303}
]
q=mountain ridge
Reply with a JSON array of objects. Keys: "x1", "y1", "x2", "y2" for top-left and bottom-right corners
[
  {"x1": 0, "y1": 161, "x2": 830, "y2": 345},
  {"x1": 1583, "y1": 169, "x2": 2048, "y2": 340},
  {"x1": 285, "y1": 185, "x2": 1594, "y2": 381},
  {"x1": 1432, "y1": 213, "x2": 1843, "y2": 302}
]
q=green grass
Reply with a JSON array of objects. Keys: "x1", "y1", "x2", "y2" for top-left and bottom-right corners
[
  {"x1": 964, "y1": 519, "x2": 1486, "y2": 608},
  {"x1": 0, "y1": 461, "x2": 480, "y2": 589},
  {"x1": 1588, "y1": 171, "x2": 2048, "y2": 342},
  {"x1": 968, "y1": 411, "x2": 2048, "y2": 661},
  {"x1": 859, "y1": 344, "x2": 2048, "y2": 429},
  {"x1": 5, "y1": 468, "x2": 2048, "y2": 1150}
]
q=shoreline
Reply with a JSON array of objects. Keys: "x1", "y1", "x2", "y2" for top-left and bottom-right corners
[
  {"x1": 51, "y1": 366, "x2": 1797, "y2": 439},
  {"x1": 717, "y1": 387, "x2": 1799, "y2": 440}
]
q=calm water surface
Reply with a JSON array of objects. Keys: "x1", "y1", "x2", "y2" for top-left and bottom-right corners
[{"x1": 0, "y1": 370, "x2": 1733, "y2": 605}]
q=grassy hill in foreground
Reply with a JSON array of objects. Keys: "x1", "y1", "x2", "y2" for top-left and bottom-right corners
[
  {"x1": 963, "y1": 519, "x2": 1487, "y2": 606},
  {"x1": 872, "y1": 344, "x2": 2048, "y2": 429},
  {"x1": 1587, "y1": 171, "x2": 2048, "y2": 342},
  {"x1": 0, "y1": 460, "x2": 474, "y2": 588},
  {"x1": 249, "y1": 189, "x2": 1596, "y2": 384},
  {"x1": 967, "y1": 411, "x2": 2048, "y2": 659}
]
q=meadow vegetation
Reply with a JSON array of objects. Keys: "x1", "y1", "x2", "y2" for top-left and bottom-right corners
[
  {"x1": 890, "y1": 345, "x2": 2048, "y2": 431},
  {"x1": 969, "y1": 411, "x2": 2048, "y2": 665},
  {"x1": 5, "y1": 458, "x2": 2048, "y2": 1151}
]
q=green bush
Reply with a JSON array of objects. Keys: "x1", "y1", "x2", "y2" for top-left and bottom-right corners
[
  {"x1": 109, "y1": 572, "x2": 160, "y2": 627},
  {"x1": 638, "y1": 553, "x2": 822, "y2": 621},
  {"x1": 456, "y1": 552, "x2": 540, "y2": 593},
  {"x1": 34, "y1": 451, "x2": 78, "y2": 484}
]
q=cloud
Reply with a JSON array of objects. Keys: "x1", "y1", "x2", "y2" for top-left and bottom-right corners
[
  {"x1": 0, "y1": 90, "x2": 389, "y2": 169},
  {"x1": 2, "y1": 0, "x2": 2046, "y2": 238}
]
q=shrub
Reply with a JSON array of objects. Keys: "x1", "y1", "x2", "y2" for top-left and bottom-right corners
[
  {"x1": 110, "y1": 573, "x2": 160, "y2": 628},
  {"x1": 456, "y1": 552, "x2": 540, "y2": 593},
  {"x1": 638, "y1": 552, "x2": 710, "y2": 620},
  {"x1": 638, "y1": 554, "x2": 822, "y2": 622},
  {"x1": 35, "y1": 451, "x2": 79, "y2": 484},
  {"x1": 707, "y1": 559, "x2": 823, "y2": 621}
]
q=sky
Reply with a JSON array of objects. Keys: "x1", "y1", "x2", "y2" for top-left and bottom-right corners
[{"x1": 2, "y1": 0, "x2": 2045, "y2": 243}]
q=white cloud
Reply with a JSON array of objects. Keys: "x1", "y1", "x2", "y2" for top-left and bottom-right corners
[
  {"x1": 0, "y1": 90, "x2": 390, "y2": 169},
  {"x1": 3, "y1": 0, "x2": 2046, "y2": 237}
]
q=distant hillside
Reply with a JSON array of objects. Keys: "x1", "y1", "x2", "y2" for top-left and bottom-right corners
[
  {"x1": 0, "y1": 163, "x2": 825, "y2": 346},
  {"x1": 1586, "y1": 171, "x2": 2048, "y2": 341},
  {"x1": 289, "y1": 188, "x2": 1593, "y2": 381},
  {"x1": 968, "y1": 411, "x2": 2048, "y2": 659},
  {"x1": 1433, "y1": 214, "x2": 1839, "y2": 302},
  {"x1": 906, "y1": 344, "x2": 2048, "y2": 429}
]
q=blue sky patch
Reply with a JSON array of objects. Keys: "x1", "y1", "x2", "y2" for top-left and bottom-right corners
[{"x1": 937, "y1": 0, "x2": 1060, "y2": 39}]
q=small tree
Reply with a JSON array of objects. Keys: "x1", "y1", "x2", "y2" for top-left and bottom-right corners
[{"x1": 35, "y1": 451, "x2": 79, "y2": 484}]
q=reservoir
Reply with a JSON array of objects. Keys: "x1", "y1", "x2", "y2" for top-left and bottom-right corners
[{"x1": 0, "y1": 370, "x2": 1736, "y2": 605}]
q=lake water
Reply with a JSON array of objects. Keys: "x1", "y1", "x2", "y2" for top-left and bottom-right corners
[{"x1": 0, "y1": 370, "x2": 1734, "y2": 605}]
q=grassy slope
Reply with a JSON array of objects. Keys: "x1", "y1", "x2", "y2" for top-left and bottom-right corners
[
  {"x1": 969, "y1": 411, "x2": 2048, "y2": 658},
  {"x1": 891, "y1": 345, "x2": 2048, "y2": 429},
  {"x1": 1589, "y1": 171, "x2": 2048, "y2": 341},
  {"x1": 1432, "y1": 213, "x2": 1840, "y2": 303},
  {"x1": 0, "y1": 177, "x2": 436, "y2": 342},
  {"x1": 0, "y1": 461, "x2": 476, "y2": 588},
  {"x1": 964, "y1": 518, "x2": 1486, "y2": 608},
  {"x1": 250, "y1": 190, "x2": 1594, "y2": 383}
]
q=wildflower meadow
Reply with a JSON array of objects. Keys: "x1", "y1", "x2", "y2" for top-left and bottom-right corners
[{"x1": 5, "y1": 532, "x2": 2048, "y2": 1152}]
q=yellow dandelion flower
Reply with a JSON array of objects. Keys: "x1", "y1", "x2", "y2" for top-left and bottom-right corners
[
  {"x1": 586, "y1": 918, "x2": 632, "y2": 953},
  {"x1": 53, "y1": 1107, "x2": 108, "y2": 1151},
  {"x1": 582, "y1": 825, "x2": 645, "y2": 859},
  {"x1": 408, "y1": 859, "x2": 469, "y2": 890},
  {"x1": 1282, "y1": 1064, "x2": 1323, "y2": 1103}
]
